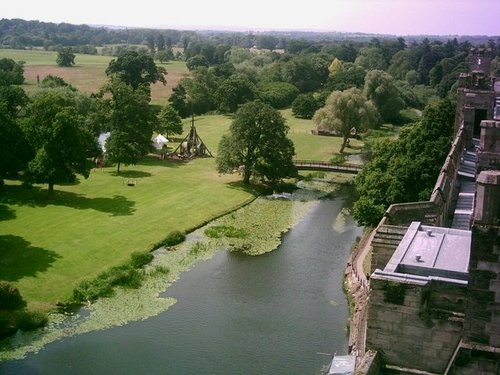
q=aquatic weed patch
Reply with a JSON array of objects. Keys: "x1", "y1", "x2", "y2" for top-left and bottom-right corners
[{"x1": 204, "y1": 225, "x2": 248, "y2": 239}]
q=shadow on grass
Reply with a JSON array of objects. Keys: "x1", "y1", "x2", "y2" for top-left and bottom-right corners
[
  {"x1": 136, "y1": 157, "x2": 189, "y2": 169},
  {"x1": 110, "y1": 170, "x2": 152, "y2": 178},
  {"x1": 225, "y1": 181, "x2": 265, "y2": 196},
  {"x1": 1, "y1": 186, "x2": 136, "y2": 216},
  {"x1": 0, "y1": 204, "x2": 16, "y2": 221},
  {"x1": 0, "y1": 235, "x2": 61, "y2": 281}
]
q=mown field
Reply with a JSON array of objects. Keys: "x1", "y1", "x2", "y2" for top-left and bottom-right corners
[
  {"x1": 0, "y1": 49, "x2": 188, "y2": 105},
  {"x1": 0, "y1": 49, "x2": 364, "y2": 310}
]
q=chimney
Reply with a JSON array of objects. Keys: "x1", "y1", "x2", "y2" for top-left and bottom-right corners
[{"x1": 474, "y1": 170, "x2": 500, "y2": 224}]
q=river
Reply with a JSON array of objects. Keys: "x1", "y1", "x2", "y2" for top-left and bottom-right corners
[{"x1": 0, "y1": 194, "x2": 362, "y2": 375}]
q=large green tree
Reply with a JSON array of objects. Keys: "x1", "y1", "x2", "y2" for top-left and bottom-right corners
[
  {"x1": 0, "y1": 102, "x2": 31, "y2": 185},
  {"x1": 22, "y1": 89, "x2": 97, "y2": 194},
  {"x1": 313, "y1": 88, "x2": 379, "y2": 153},
  {"x1": 56, "y1": 47, "x2": 75, "y2": 67},
  {"x1": 102, "y1": 78, "x2": 155, "y2": 173},
  {"x1": 156, "y1": 104, "x2": 183, "y2": 139},
  {"x1": 0, "y1": 58, "x2": 24, "y2": 85},
  {"x1": 353, "y1": 98, "x2": 455, "y2": 226},
  {"x1": 105, "y1": 50, "x2": 167, "y2": 90},
  {"x1": 363, "y1": 70, "x2": 405, "y2": 123},
  {"x1": 216, "y1": 100, "x2": 296, "y2": 185},
  {"x1": 214, "y1": 74, "x2": 256, "y2": 113}
]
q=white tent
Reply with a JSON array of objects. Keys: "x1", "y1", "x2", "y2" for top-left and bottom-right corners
[
  {"x1": 153, "y1": 134, "x2": 169, "y2": 150},
  {"x1": 98, "y1": 132, "x2": 111, "y2": 153}
]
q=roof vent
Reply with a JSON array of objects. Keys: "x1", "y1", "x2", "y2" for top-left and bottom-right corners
[
  {"x1": 416, "y1": 255, "x2": 422, "y2": 262},
  {"x1": 426, "y1": 230, "x2": 433, "y2": 237}
]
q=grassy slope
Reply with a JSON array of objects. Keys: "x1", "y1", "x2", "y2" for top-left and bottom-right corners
[{"x1": 0, "y1": 49, "x2": 188, "y2": 105}]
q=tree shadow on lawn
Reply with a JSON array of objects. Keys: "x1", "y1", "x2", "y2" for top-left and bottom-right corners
[
  {"x1": 1, "y1": 186, "x2": 136, "y2": 216},
  {"x1": 139, "y1": 157, "x2": 188, "y2": 169},
  {"x1": 110, "y1": 170, "x2": 152, "y2": 178},
  {"x1": 0, "y1": 204, "x2": 16, "y2": 221},
  {"x1": 225, "y1": 181, "x2": 264, "y2": 196},
  {"x1": 0, "y1": 235, "x2": 61, "y2": 282}
]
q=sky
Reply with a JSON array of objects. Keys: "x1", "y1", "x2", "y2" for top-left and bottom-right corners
[{"x1": 3, "y1": 0, "x2": 500, "y2": 36}]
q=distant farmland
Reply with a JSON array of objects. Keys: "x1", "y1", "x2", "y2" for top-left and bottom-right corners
[{"x1": 0, "y1": 49, "x2": 189, "y2": 105}]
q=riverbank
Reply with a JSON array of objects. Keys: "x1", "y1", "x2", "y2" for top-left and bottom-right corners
[
  {"x1": 0, "y1": 185, "x2": 328, "y2": 361},
  {"x1": 345, "y1": 226, "x2": 374, "y2": 357}
]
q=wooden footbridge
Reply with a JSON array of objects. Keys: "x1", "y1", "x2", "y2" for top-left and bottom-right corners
[{"x1": 293, "y1": 160, "x2": 362, "y2": 174}]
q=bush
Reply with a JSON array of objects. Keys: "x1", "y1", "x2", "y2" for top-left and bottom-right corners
[
  {"x1": 257, "y1": 81, "x2": 300, "y2": 109},
  {"x1": 292, "y1": 93, "x2": 319, "y2": 119},
  {"x1": 130, "y1": 251, "x2": 154, "y2": 269},
  {"x1": 161, "y1": 230, "x2": 186, "y2": 247},
  {"x1": 72, "y1": 279, "x2": 114, "y2": 303},
  {"x1": 0, "y1": 281, "x2": 25, "y2": 309}
]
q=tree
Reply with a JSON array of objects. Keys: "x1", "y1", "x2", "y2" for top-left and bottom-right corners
[
  {"x1": 22, "y1": 89, "x2": 97, "y2": 195},
  {"x1": 56, "y1": 47, "x2": 75, "y2": 67},
  {"x1": 0, "y1": 85, "x2": 28, "y2": 116},
  {"x1": 102, "y1": 78, "x2": 155, "y2": 173},
  {"x1": 156, "y1": 34, "x2": 165, "y2": 51},
  {"x1": 216, "y1": 100, "x2": 296, "y2": 185},
  {"x1": 0, "y1": 58, "x2": 24, "y2": 85},
  {"x1": 292, "y1": 93, "x2": 319, "y2": 119},
  {"x1": 156, "y1": 104, "x2": 183, "y2": 139},
  {"x1": 313, "y1": 88, "x2": 379, "y2": 153},
  {"x1": 257, "y1": 81, "x2": 299, "y2": 109},
  {"x1": 155, "y1": 49, "x2": 174, "y2": 63},
  {"x1": 181, "y1": 67, "x2": 219, "y2": 114},
  {"x1": 0, "y1": 102, "x2": 31, "y2": 185},
  {"x1": 354, "y1": 47, "x2": 387, "y2": 71},
  {"x1": 353, "y1": 98, "x2": 455, "y2": 226},
  {"x1": 363, "y1": 70, "x2": 405, "y2": 123},
  {"x1": 328, "y1": 58, "x2": 343, "y2": 77},
  {"x1": 105, "y1": 50, "x2": 167, "y2": 90},
  {"x1": 214, "y1": 74, "x2": 256, "y2": 113},
  {"x1": 168, "y1": 83, "x2": 189, "y2": 118},
  {"x1": 40, "y1": 75, "x2": 76, "y2": 90},
  {"x1": 325, "y1": 62, "x2": 366, "y2": 92},
  {"x1": 186, "y1": 55, "x2": 210, "y2": 71}
]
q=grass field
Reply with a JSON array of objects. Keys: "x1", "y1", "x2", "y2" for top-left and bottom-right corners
[{"x1": 0, "y1": 49, "x2": 189, "y2": 105}]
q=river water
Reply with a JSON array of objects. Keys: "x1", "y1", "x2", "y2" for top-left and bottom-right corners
[{"x1": 0, "y1": 195, "x2": 362, "y2": 375}]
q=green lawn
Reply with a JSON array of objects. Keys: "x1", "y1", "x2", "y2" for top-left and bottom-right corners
[{"x1": 281, "y1": 109, "x2": 364, "y2": 161}]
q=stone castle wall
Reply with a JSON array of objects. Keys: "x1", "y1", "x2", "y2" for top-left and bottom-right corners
[{"x1": 366, "y1": 278, "x2": 466, "y2": 373}]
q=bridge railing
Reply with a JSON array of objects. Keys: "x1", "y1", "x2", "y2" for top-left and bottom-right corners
[{"x1": 293, "y1": 159, "x2": 362, "y2": 172}]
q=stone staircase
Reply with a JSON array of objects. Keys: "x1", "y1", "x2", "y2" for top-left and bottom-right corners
[{"x1": 452, "y1": 139, "x2": 478, "y2": 230}]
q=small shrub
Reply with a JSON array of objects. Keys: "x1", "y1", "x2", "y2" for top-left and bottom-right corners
[
  {"x1": 161, "y1": 230, "x2": 186, "y2": 247},
  {"x1": 72, "y1": 279, "x2": 114, "y2": 303},
  {"x1": 330, "y1": 154, "x2": 347, "y2": 165},
  {"x1": 130, "y1": 251, "x2": 154, "y2": 269},
  {"x1": 0, "y1": 282, "x2": 25, "y2": 309}
]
